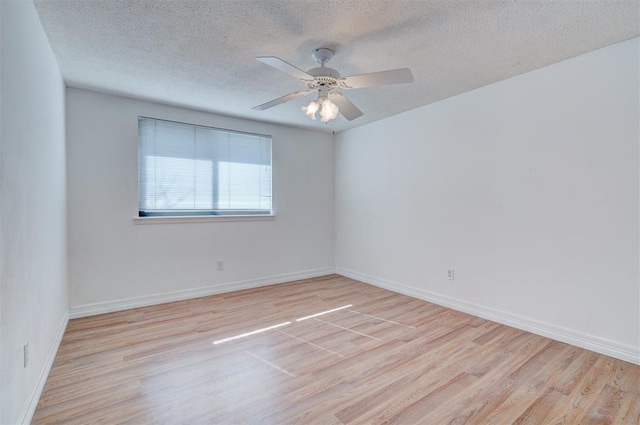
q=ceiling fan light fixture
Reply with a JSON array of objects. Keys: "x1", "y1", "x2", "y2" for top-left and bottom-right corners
[
  {"x1": 319, "y1": 98, "x2": 339, "y2": 123},
  {"x1": 254, "y1": 47, "x2": 413, "y2": 123},
  {"x1": 302, "y1": 100, "x2": 319, "y2": 120},
  {"x1": 302, "y1": 97, "x2": 339, "y2": 123}
]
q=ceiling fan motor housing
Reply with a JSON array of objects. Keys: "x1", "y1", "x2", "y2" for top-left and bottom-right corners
[
  {"x1": 305, "y1": 66, "x2": 341, "y2": 90},
  {"x1": 305, "y1": 48, "x2": 342, "y2": 90}
]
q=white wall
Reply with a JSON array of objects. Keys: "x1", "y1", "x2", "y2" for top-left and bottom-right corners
[
  {"x1": 66, "y1": 88, "x2": 334, "y2": 312},
  {"x1": 0, "y1": 1, "x2": 68, "y2": 424},
  {"x1": 335, "y1": 38, "x2": 639, "y2": 362}
]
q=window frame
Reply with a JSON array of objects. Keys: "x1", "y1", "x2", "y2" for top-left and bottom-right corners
[{"x1": 136, "y1": 116, "x2": 274, "y2": 221}]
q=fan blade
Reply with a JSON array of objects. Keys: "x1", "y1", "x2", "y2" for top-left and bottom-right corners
[
  {"x1": 252, "y1": 90, "x2": 313, "y2": 111},
  {"x1": 330, "y1": 92, "x2": 364, "y2": 121},
  {"x1": 256, "y1": 56, "x2": 313, "y2": 80},
  {"x1": 339, "y1": 68, "x2": 413, "y2": 89}
]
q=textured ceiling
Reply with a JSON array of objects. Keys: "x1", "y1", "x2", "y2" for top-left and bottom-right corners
[{"x1": 34, "y1": 0, "x2": 640, "y2": 133}]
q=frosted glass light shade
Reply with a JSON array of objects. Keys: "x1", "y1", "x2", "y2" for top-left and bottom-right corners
[
  {"x1": 302, "y1": 97, "x2": 339, "y2": 122},
  {"x1": 302, "y1": 101, "x2": 319, "y2": 120},
  {"x1": 320, "y1": 99, "x2": 339, "y2": 122}
]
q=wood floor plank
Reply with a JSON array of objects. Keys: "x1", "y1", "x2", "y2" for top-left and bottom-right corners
[
  {"x1": 611, "y1": 360, "x2": 640, "y2": 396},
  {"x1": 583, "y1": 384, "x2": 629, "y2": 424},
  {"x1": 613, "y1": 390, "x2": 640, "y2": 424},
  {"x1": 32, "y1": 274, "x2": 640, "y2": 424},
  {"x1": 477, "y1": 343, "x2": 580, "y2": 424},
  {"x1": 348, "y1": 331, "x2": 547, "y2": 424},
  {"x1": 380, "y1": 372, "x2": 480, "y2": 425},
  {"x1": 533, "y1": 355, "x2": 618, "y2": 424},
  {"x1": 336, "y1": 325, "x2": 525, "y2": 424}
]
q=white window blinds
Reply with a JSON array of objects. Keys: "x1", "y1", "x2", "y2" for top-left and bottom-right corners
[{"x1": 138, "y1": 117, "x2": 272, "y2": 217}]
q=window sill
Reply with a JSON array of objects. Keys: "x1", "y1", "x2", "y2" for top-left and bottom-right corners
[{"x1": 133, "y1": 214, "x2": 275, "y2": 224}]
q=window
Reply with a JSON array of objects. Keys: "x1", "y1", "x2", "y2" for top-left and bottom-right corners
[{"x1": 138, "y1": 117, "x2": 272, "y2": 217}]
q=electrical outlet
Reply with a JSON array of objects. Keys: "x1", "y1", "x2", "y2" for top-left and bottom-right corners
[
  {"x1": 23, "y1": 342, "x2": 29, "y2": 368},
  {"x1": 216, "y1": 260, "x2": 224, "y2": 271},
  {"x1": 447, "y1": 269, "x2": 455, "y2": 280}
]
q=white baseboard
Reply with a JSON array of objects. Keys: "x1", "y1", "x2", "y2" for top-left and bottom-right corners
[
  {"x1": 336, "y1": 267, "x2": 640, "y2": 365},
  {"x1": 21, "y1": 311, "x2": 69, "y2": 425},
  {"x1": 69, "y1": 267, "x2": 336, "y2": 319}
]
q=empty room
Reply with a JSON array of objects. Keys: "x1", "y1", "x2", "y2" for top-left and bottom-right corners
[{"x1": 2, "y1": 0, "x2": 639, "y2": 424}]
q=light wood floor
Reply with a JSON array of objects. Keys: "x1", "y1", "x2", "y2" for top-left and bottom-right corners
[{"x1": 34, "y1": 275, "x2": 640, "y2": 424}]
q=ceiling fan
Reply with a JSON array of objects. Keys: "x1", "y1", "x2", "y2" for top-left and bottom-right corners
[{"x1": 252, "y1": 47, "x2": 414, "y2": 123}]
